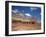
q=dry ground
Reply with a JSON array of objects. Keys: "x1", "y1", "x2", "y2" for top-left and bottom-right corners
[{"x1": 12, "y1": 21, "x2": 41, "y2": 31}]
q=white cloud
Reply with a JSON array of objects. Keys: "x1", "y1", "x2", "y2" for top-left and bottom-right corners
[
  {"x1": 25, "y1": 13, "x2": 32, "y2": 17},
  {"x1": 30, "y1": 7, "x2": 37, "y2": 11},
  {"x1": 12, "y1": 9, "x2": 19, "y2": 13}
]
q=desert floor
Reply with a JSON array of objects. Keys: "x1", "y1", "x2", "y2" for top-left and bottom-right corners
[{"x1": 12, "y1": 21, "x2": 41, "y2": 31}]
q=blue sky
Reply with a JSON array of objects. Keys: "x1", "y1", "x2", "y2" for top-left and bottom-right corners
[{"x1": 12, "y1": 6, "x2": 41, "y2": 21}]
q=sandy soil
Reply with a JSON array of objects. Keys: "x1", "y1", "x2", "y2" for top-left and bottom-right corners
[{"x1": 12, "y1": 21, "x2": 41, "y2": 31}]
